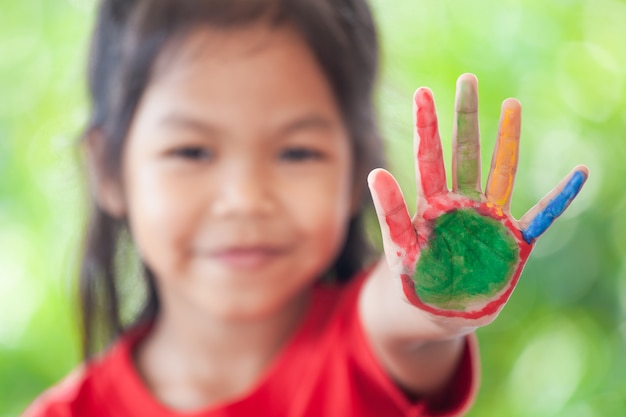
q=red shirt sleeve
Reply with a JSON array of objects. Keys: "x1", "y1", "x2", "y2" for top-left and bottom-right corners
[{"x1": 21, "y1": 366, "x2": 99, "y2": 417}]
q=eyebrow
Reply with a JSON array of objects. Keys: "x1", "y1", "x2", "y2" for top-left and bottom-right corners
[
  {"x1": 277, "y1": 114, "x2": 336, "y2": 137},
  {"x1": 158, "y1": 112, "x2": 336, "y2": 139},
  {"x1": 159, "y1": 113, "x2": 219, "y2": 135}
]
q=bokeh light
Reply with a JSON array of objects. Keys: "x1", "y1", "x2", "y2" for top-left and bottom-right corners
[{"x1": 507, "y1": 318, "x2": 587, "y2": 415}]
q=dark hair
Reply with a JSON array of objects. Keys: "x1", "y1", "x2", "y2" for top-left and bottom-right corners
[{"x1": 79, "y1": 0, "x2": 385, "y2": 359}]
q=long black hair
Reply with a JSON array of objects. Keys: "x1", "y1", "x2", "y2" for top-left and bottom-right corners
[{"x1": 79, "y1": 0, "x2": 385, "y2": 359}]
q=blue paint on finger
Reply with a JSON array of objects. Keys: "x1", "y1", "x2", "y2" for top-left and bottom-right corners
[{"x1": 522, "y1": 170, "x2": 587, "y2": 243}]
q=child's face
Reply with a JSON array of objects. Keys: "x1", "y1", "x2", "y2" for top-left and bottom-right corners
[{"x1": 118, "y1": 25, "x2": 354, "y2": 320}]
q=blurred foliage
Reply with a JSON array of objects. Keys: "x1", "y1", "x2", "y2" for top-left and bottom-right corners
[{"x1": 0, "y1": 0, "x2": 624, "y2": 416}]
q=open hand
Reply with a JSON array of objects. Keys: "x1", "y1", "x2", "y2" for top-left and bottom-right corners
[{"x1": 368, "y1": 74, "x2": 588, "y2": 326}]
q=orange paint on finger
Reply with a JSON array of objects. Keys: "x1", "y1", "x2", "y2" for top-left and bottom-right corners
[{"x1": 487, "y1": 107, "x2": 519, "y2": 207}]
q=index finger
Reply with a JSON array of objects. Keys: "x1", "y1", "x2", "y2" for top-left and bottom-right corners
[{"x1": 414, "y1": 88, "x2": 448, "y2": 202}]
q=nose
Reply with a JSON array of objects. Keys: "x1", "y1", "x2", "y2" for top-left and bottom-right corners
[{"x1": 211, "y1": 163, "x2": 276, "y2": 218}]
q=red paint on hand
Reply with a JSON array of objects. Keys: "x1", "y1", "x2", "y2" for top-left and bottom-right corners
[{"x1": 415, "y1": 89, "x2": 447, "y2": 198}]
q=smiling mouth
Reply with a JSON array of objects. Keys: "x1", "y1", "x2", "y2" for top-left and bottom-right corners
[{"x1": 208, "y1": 247, "x2": 287, "y2": 269}]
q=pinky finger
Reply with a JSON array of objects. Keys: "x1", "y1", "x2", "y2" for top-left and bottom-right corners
[{"x1": 519, "y1": 165, "x2": 589, "y2": 243}]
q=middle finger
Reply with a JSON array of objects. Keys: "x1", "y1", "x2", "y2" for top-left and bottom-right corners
[{"x1": 452, "y1": 74, "x2": 481, "y2": 199}]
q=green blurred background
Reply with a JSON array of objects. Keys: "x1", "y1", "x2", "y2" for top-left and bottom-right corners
[{"x1": 1, "y1": 0, "x2": 625, "y2": 415}]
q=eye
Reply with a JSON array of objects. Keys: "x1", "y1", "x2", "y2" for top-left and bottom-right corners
[
  {"x1": 279, "y1": 147, "x2": 324, "y2": 162},
  {"x1": 170, "y1": 146, "x2": 213, "y2": 161}
]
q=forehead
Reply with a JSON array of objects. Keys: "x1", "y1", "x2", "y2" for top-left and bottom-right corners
[
  {"x1": 152, "y1": 24, "x2": 321, "y2": 88},
  {"x1": 156, "y1": 24, "x2": 287, "y2": 70},
  {"x1": 135, "y1": 25, "x2": 343, "y2": 133}
]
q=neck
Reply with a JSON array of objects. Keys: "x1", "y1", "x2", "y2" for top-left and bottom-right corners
[{"x1": 134, "y1": 289, "x2": 310, "y2": 411}]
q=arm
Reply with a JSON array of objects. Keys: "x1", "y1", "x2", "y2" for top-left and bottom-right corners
[
  {"x1": 360, "y1": 73, "x2": 588, "y2": 396},
  {"x1": 359, "y1": 258, "x2": 468, "y2": 395}
]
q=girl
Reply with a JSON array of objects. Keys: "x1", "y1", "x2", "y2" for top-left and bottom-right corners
[{"x1": 24, "y1": 0, "x2": 588, "y2": 416}]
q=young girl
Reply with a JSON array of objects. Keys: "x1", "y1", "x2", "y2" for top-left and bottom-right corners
[{"x1": 23, "y1": 0, "x2": 588, "y2": 416}]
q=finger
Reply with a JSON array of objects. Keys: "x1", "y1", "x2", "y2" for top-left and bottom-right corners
[
  {"x1": 367, "y1": 169, "x2": 418, "y2": 268},
  {"x1": 520, "y1": 166, "x2": 589, "y2": 243},
  {"x1": 414, "y1": 88, "x2": 447, "y2": 201},
  {"x1": 453, "y1": 73, "x2": 481, "y2": 198},
  {"x1": 485, "y1": 99, "x2": 522, "y2": 210}
]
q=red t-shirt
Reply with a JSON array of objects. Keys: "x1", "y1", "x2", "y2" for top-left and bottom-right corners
[{"x1": 23, "y1": 271, "x2": 479, "y2": 417}]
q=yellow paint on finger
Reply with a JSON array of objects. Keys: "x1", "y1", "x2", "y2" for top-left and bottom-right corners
[{"x1": 487, "y1": 106, "x2": 520, "y2": 207}]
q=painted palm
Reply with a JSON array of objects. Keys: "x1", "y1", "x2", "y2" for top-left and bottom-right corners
[{"x1": 369, "y1": 74, "x2": 588, "y2": 325}]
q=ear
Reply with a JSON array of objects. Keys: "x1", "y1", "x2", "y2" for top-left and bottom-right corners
[{"x1": 82, "y1": 129, "x2": 126, "y2": 217}]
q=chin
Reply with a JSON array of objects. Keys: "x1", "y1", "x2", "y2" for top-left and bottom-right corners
[{"x1": 201, "y1": 290, "x2": 302, "y2": 323}]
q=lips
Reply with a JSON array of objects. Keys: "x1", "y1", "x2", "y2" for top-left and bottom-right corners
[{"x1": 207, "y1": 246, "x2": 288, "y2": 269}]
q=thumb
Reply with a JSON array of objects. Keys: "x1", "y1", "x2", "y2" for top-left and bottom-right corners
[{"x1": 519, "y1": 166, "x2": 588, "y2": 243}]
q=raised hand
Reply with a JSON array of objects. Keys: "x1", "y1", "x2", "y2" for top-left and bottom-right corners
[{"x1": 368, "y1": 74, "x2": 588, "y2": 326}]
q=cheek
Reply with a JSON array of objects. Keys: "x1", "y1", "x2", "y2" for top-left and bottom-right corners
[
  {"x1": 287, "y1": 171, "x2": 354, "y2": 257},
  {"x1": 124, "y1": 165, "x2": 202, "y2": 273}
]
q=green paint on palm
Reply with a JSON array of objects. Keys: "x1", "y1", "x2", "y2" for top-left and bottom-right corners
[{"x1": 414, "y1": 208, "x2": 519, "y2": 310}]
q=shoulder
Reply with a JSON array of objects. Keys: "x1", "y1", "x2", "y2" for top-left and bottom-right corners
[
  {"x1": 302, "y1": 269, "x2": 368, "y2": 338},
  {"x1": 20, "y1": 331, "x2": 140, "y2": 417},
  {"x1": 314, "y1": 268, "x2": 369, "y2": 315},
  {"x1": 21, "y1": 365, "x2": 95, "y2": 417}
]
